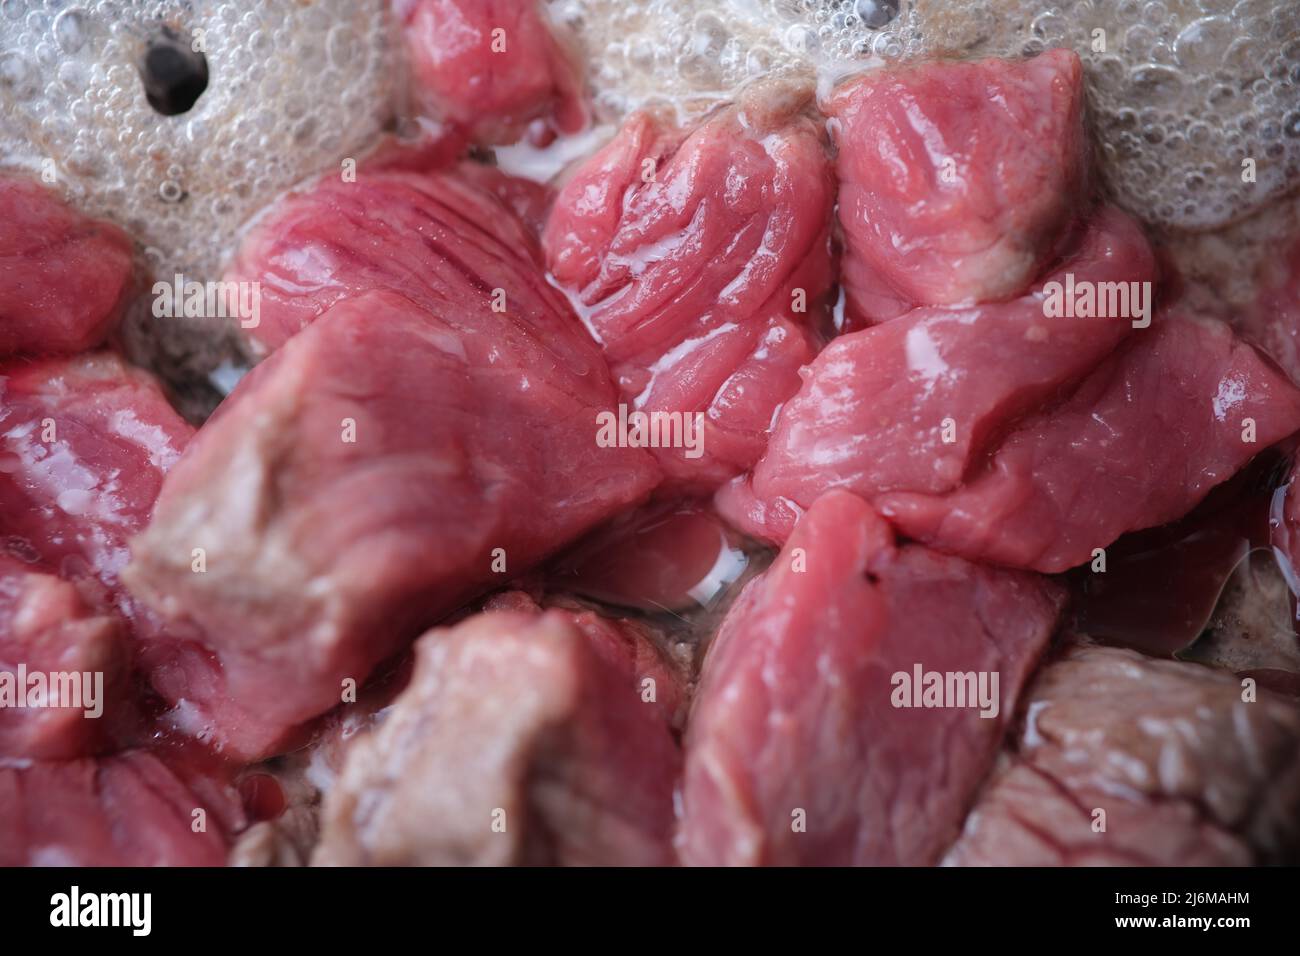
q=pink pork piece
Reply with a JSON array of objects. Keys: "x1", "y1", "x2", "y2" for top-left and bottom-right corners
[
  {"x1": 0, "y1": 555, "x2": 126, "y2": 759},
  {"x1": 718, "y1": 206, "x2": 1155, "y2": 543},
  {"x1": 224, "y1": 163, "x2": 574, "y2": 354},
  {"x1": 124, "y1": 288, "x2": 660, "y2": 761},
  {"x1": 0, "y1": 750, "x2": 238, "y2": 866},
  {"x1": 827, "y1": 49, "x2": 1087, "y2": 327},
  {"x1": 0, "y1": 353, "x2": 194, "y2": 600},
  {"x1": 456, "y1": 160, "x2": 555, "y2": 238},
  {"x1": 315, "y1": 606, "x2": 681, "y2": 866},
  {"x1": 395, "y1": 0, "x2": 587, "y2": 145},
  {"x1": 879, "y1": 314, "x2": 1300, "y2": 572},
  {"x1": 0, "y1": 178, "x2": 136, "y2": 356},
  {"x1": 679, "y1": 491, "x2": 1064, "y2": 866},
  {"x1": 543, "y1": 80, "x2": 836, "y2": 488}
]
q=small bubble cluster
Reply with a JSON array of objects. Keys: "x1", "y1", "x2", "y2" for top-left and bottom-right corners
[
  {"x1": 983, "y1": 0, "x2": 1300, "y2": 232},
  {"x1": 0, "y1": 0, "x2": 399, "y2": 280},
  {"x1": 555, "y1": 0, "x2": 1299, "y2": 233}
]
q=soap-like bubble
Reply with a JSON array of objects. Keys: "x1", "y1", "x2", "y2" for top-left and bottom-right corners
[{"x1": 1174, "y1": 16, "x2": 1234, "y2": 69}]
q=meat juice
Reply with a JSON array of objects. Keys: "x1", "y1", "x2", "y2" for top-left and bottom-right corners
[{"x1": 1068, "y1": 442, "x2": 1298, "y2": 658}]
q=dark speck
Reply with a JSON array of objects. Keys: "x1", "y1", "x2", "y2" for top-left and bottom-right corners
[{"x1": 140, "y1": 28, "x2": 209, "y2": 116}]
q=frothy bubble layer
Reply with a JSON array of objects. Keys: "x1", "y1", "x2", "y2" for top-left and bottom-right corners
[
  {"x1": 0, "y1": 0, "x2": 399, "y2": 279},
  {"x1": 555, "y1": 0, "x2": 1300, "y2": 232},
  {"x1": 0, "y1": 0, "x2": 1293, "y2": 312}
]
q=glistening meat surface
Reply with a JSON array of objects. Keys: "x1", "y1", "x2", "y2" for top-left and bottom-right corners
[
  {"x1": 718, "y1": 206, "x2": 1156, "y2": 543},
  {"x1": 0, "y1": 352, "x2": 194, "y2": 602},
  {"x1": 396, "y1": 0, "x2": 587, "y2": 146},
  {"x1": 4, "y1": 17, "x2": 1299, "y2": 872},
  {"x1": 223, "y1": 162, "x2": 575, "y2": 353},
  {"x1": 0, "y1": 555, "x2": 125, "y2": 759},
  {"x1": 543, "y1": 79, "x2": 835, "y2": 488},
  {"x1": 0, "y1": 750, "x2": 241, "y2": 866},
  {"x1": 679, "y1": 491, "x2": 1064, "y2": 866},
  {"x1": 879, "y1": 314, "x2": 1300, "y2": 572},
  {"x1": 827, "y1": 49, "x2": 1086, "y2": 327},
  {"x1": 124, "y1": 288, "x2": 659, "y2": 761}
]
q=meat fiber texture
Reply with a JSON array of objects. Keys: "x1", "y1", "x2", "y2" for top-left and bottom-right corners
[
  {"x1": 878, "y1": 314, "x2": 1300, "y2": 572},
  {"x1": 722, "y1": 305, "x2": 1300, "y2": 572},
  {"x1": 543, "y1": 79, "x2": 836, "y2": 489},
  {"x1": 719, "y1": 206, "x2": 1156, "y2": 543},
  {"x1": 0, "y1": 751, "x2": 239, "y2": 866},
  {"x1": 395, "y1": 0, "x2": 587, "y2": 146},
  {"x1": 314, "y1": 604, "x2": 682, "y2": 866},
  {"x1": 123, "y1": 286, "x2": 660, "y2": 762},
  {"x1": 944, "y1": 642, "x2": 1300, "y2": 866},
  {"x1": 0, "y1": 354, "x2": 246, "y2": 861},
  {"x1": 678, "y1": 491, "x2": 1065, "y2": 866},
  {"x1": 223, "y1": 162, "x2": 572, "y2": 354},
  {"x1": 0, "y1": 353, "x2": 194, "y2": 603},
  {"x1": 482, "y1": 590, "x2": 691, "y2": 729},
  {"x1": 827, "y1": 49, "x2": 1086, "y2": 328},
  {"x1": 455, "y1": 161, "x2": 555, "y2": 238},
  {"x1": 0, "y1": 555, "x2": 125, "y2": 759},
  {"x1": 0, "y1": 178, "x2": 135, "y2": 356}
]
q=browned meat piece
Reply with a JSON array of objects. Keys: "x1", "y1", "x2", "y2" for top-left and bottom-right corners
[
  {"x1": 945, "y1": 642, "x2": 1300, "y2": 865},
  {"x1": 315, "y1": 605, "x2": 682, "y2": 866}
]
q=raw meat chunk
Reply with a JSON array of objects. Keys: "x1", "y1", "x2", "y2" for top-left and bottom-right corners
[
  {"x1": 124, "y1": 290, "x2": 659, "y2": 760},
  {"x1": 827, "y1": 49, "x2": 1086, "y2": 327},
  {"x1": 0, "y1": 352, "x2": 194, "y2": 599},
  {"x1": 223, "y1": 163, "x2": 573, "y2": 353},
  {"x1": 0, "y1": 750, "x2": 239, "y2": 866},
  {"x1": 482, "y1": 590, "x2": 691, "y2": 728},
  {"x1": 719, "y1": 206, "x2": 1154, "y2": 542},
  {"x1": 880, "y1": 314, "x2": 1300, "y2": 572},
  {"x1": 679, "y1": 491, "x2": 1064, "y2": 866},
  {"x1": 315, "y1": 606, "x2": 680, "y2": 866},
  {"x1": 0, "y1": 556, "x2": 125, "y2": 759},
  {"x1": 543, "y1": 79, "x2": 835, "y2": 487},
  {"x1": 0, "y1": 178, "x2": 135, "y2": 356},
  {"x1": 395, "y1": 0, "x2": 586, "y2": 145}
]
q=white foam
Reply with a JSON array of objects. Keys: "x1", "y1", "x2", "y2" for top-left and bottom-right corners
[
  {"x1": 0, "y1": 0, "x2": 399, "y2": 280},
  {"x1": 555, "y1": 0, "x2": 1300, "y2": 234}
]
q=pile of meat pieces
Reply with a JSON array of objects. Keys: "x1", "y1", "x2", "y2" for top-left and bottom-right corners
[{"x1": 3, "y1": 0, "x2": 1300, "y2": 867}]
